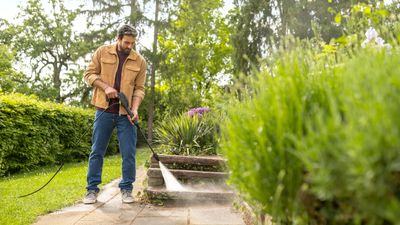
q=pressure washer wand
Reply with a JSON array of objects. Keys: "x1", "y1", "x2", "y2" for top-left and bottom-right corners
[{"x1": 118, "y1": 92, "x2": 160, "y2": 162}]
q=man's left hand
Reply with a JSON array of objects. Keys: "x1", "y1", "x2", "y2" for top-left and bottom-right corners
[{"x1": 127, "y1": 109, "x2": 139, "y2": 125}]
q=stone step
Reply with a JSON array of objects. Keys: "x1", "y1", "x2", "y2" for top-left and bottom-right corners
[
  {"x1": 147, "y1": 168, "x2": 229, "y2": 187},
  {"x1": 151, "y1": 154, "x2": 226, "y2": 166},
  {"x1": 145, "y1": 186, "x2": 235, "y2": 204},
  {"x1": 148, "y1": 176, "x2": 229, "y2": 187},
  {"x1": 147, "y1": 168, "x2": 228, "y2": 179}
]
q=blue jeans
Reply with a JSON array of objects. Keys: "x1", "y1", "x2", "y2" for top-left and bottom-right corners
[{"x1": 86, "y1": 110, "x2": 137, "y2": 192}]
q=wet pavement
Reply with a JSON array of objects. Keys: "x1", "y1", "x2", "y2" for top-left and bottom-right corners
[{"x1": 33, "y1": 167, "x2": 245, "y2": 225}]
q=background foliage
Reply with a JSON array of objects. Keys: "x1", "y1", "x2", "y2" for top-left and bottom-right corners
[
  {"x1": 0, "y1": 45, "x2": 28, "y2": 93},
  {"x1": 157, "y1": 0, "x2": 232, "y2": 115},
  {"x1": 0, "y1": 0, "x2": 95, "y2": 103}
]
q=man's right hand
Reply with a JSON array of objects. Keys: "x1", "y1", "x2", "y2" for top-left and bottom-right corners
[
  {"x1": 92, "y1": 80, "x2": 118, "y2": 99},
  {"x1": 104, "y1": 86, "x2": 118, "y2": 99}
]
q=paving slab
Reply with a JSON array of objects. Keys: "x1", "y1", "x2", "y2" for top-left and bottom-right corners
[
  {"x1": 33, "y1": 167, "x2": 147, "y2": 225},
  {"x1": 33, "y1": 166, "x2": 245, "y2": 225},
  {"x1": 138, "y1": 206, "x2": 188, "y2": 217},
  {"x1": 32, "y1": 178, "x2": 120, "y2": 225},
  {"x1": 189, "y1": 206, "x2": 244, "y2": 225},
  {"x1": 132, "y1": 217, "x2": 188, "y2": 225}
]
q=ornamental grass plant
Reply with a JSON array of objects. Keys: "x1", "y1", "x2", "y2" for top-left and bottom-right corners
[
  {"x1": 220, "y1": 39, "x2": 400, "y2": 224},
  {"x1": 154, "y1": 109, "x2": 220, "y2": 156}
]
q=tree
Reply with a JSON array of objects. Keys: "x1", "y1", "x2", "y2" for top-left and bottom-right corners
[
  {"x1": 230, "y1": 0, "x2": 275, "y2": 76},
  {"x1": 279, "y1": 0, "x2": 372, "y2": 40},
  {"x1": 0, "y1": 0, "x2": 92, "y2": 103},
  {"x1": 157, "y1": 0, "x2": 233, "y2": 114},
  {"x1": 146, "y1": 0, "x2": 160, "y2": 142},
  {"x1": 0, "y1": 44, "x2": 28, "y2": 93},
  {"x1": 230, "y1": 0, "x2": 373, "y2": 76},
  {"x1": 82, "y1": 0, "x2": 146, "y2": 48}
]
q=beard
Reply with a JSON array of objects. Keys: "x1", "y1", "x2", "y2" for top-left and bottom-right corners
[
  {"x1": 118, "y1": 44, "x2": 131, "y2": 55},
  {"x1": 121, "y1": 47, "x2": 131, "y2": 55}
]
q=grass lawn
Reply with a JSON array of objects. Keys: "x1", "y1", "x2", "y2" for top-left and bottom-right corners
[{"x1": 0, "y1": 146, "x2": 151, "y2": 225}]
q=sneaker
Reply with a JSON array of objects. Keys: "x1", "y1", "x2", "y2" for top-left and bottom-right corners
[
  {"x1": 121, "y1": 190, "x2": 134, "y2": 203},
  {"x1": 83, "y1": 190, "x2": 98, "y2": 204}
]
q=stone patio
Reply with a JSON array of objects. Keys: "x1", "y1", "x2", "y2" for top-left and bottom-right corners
[{"x1": 33, "y1": 166, "x2": 245, "y2": 225}]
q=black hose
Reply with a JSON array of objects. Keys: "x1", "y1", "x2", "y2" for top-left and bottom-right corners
[
  {"x1": 18, "y1": 161, "x2": 64, "y2": 198},
  {"x1": 134, "y1": 122, "x2": 160, "y2": 162},
  {"x1": 18, "y1": 103, "x2": 119, "y2": 198}
]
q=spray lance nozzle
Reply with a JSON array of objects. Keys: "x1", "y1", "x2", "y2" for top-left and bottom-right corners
[{"x1": 117, "y1": 92, "x2": 160, "y2": 162}]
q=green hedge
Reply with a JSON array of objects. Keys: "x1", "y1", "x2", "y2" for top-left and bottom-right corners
[
  {"x1": 220, "y1": 44, "x2": 400, "y2": 224},
  {"x1": 0, "y1": 93, "x2": 118, "y2": 176}
]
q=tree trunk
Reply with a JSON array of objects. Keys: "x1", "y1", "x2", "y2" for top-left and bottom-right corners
[
  {"x1": 147, "y1": 0, "x2": 160, "y2": 143},
  {"x1": 53, "y1": 62, "x2": 62, "y2": 103},
  {"x1": 80, "y1": 87, "x2": 92, "y2": 106},
  {"x1": 278, "y1": 0, "x2": 288, "y2": 36}
]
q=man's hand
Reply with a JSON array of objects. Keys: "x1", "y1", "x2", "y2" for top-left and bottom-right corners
[
  {"x1": 92, "y1": 80, "x2": 118, "y2": 99},
  {"x1": 127, "y1": 109, "x2": 139, "y2": 125},
  {"x1": 104, "y1": 86, "x2": 118, "y2": 99}
]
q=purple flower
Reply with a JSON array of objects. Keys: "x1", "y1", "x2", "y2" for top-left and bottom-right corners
[{"x1": 188, "y1": 107, "x2": 210, "y2": 117}]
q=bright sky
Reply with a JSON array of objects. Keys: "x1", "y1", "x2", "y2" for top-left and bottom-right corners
[
  {"x1": 0, "y1": 0, "x2": 22, "y2": 20},
  {"x1": 0, "y1": 0, "x2": 82, "y2": 20}
]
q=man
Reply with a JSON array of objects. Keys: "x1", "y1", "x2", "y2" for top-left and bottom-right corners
[{"x1": 83, "y1": 24, "x2": 146, "y2": 204}]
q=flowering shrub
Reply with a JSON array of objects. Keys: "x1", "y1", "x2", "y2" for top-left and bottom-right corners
[{"x1": 187, "y1": 107, "x2": 210, "y2": 117}]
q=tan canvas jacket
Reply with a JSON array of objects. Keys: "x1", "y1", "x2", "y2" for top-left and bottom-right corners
[{"x1": 84, "y1": 43, "x2": 146, "y2": 115}]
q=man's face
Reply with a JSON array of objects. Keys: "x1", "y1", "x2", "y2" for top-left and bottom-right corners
[{"x1": 118, "y1": 35, "x2": 136, "y2": 54}]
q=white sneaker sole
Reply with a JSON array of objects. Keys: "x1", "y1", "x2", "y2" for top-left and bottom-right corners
[
  {"x1": 122, "y1": 197, "x2": 134, "y2": 203},
  {"x1": 83, "y1": 199, "x2": 97, "y2": 204}
]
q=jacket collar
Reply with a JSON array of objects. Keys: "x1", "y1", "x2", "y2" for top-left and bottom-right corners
[{"x1": 107, "y1": 43, "x2": 138, "y2": 61}]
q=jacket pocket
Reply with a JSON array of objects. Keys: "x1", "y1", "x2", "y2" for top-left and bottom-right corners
[
  {"x1": 101, "y1": 58, "x2": 116, "y2": 64},
  {"x1": 100, "y1": 58, "x2": 116, "y2": 81},
  {"x1": 125, "y1": 66, "x2": 140, "y2": 85},
  {"x1": 126, "y1": 66, "x2": 140, "y2": 72}
]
